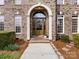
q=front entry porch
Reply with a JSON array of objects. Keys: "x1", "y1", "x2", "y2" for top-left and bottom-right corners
[
  {"x1": 27, "y1": 4, "x2": 56, "y2": 40},
  {"x1": 29, "y1": 35, "x2": 50, "y2": 43},
  {"x1": 31, "y1": 12, "x2": 46, "y2": 36}
]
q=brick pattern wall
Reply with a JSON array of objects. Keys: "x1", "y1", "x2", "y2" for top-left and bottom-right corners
[{"x1": 0, "y1": 0, "x2": 78, "y2": 39}]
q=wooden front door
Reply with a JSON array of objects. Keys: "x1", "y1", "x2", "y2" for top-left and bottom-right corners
[{"x1": 32, "y1": 18, "x2": 45, "y2": 35}]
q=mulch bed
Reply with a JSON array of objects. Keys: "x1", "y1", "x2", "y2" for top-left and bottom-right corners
[
  {"x1": 53, "y1": 40, "x2": 79, "y2": 59},
  {"x1": 15, "y1": 38, "x2": 29, "y2": 58}
]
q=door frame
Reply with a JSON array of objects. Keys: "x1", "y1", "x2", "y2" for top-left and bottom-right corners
[
  {"x1": 27, "y1": 3, "x2": 53, "y2": 40},
  {"x1": 32, "y1": 18, "x2": 46, "y2": 35}
]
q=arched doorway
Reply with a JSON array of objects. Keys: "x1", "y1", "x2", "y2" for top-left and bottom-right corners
[
  {"x1": 30, "y1": 7, "x2": 48, "y2": 37},
  {"x1": 32, "y1": 12, "x2": 46, "y2": 36},
  {"x1": 27, "y1": 4, "x2": 53, "y2": 40}
]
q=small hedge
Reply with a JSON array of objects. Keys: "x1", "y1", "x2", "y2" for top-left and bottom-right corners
[
  {"x1": 73, "y1": 34, "x2": 79, "y2": 48},
  {"x1": 4, "y1": 44, "x2": 19, "y2": 51},
  {"x1": 56, "y1": 34, "x2": 63, "y2": 40},
  {"x1": 57, "y1": 34, "x2": 70, "y2": 43},
  {"x1": 0, "y1": 31, "x2": 16, "y2": 50}
]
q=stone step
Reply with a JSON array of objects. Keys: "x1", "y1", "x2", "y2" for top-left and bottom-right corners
[
  {"x1": 29, "y1": 39, "x2": 50, "y2": 43},
  {"x1": 29, "y1": 36, "x2": 50, "y2": 43}
]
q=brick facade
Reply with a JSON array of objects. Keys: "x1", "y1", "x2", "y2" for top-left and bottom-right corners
[{"x1": 0, "y1": 0, "x2": 78, "y2": 40}]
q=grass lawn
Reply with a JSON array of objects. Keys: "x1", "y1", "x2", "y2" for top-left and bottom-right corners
[
  {"x1": 0, "y1": 39, "x2": 28, "y2": 59},
  {"x1": 0, "y1": 51, "x2": 20, "y2": 59}
]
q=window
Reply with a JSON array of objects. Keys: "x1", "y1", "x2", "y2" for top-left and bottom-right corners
[
  {"x1": 0, "y1": 15, "x2": 4, "y2": 31},
  {"x1": 57, "y1": 0, "x2": 64, "y2": 5},
  {"x1": 72, "y1": 16, "x2": 78, "y2": 33},
  {"x1": 77, "y1": 0, "x2": 79, "y2": 4},
  {"x1": 57, "y1": 15, "x2": 64, "y2": 33},
  {"x1": 33, "y1": 13, "x2": 46, "y2": 30},
  {"x1": 72, "y1": 0, "x2": 79, "y2": 5},
  {"x1": 72, "y1": 0, "x2": 77, "y2": 4},
  {"x1": 15, "y1": 15, "x2": 22, "y2": 33},
  {"x1": 14, "y1": 0, "x2": 21, "y2": 5},
  {"x1": 0, "y1": 0, "x2": 4, "y2": 5}
]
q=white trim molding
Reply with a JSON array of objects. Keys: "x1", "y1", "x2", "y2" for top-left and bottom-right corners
[
  {"x1": 63, "y1": 15, "x2": 65, "y2": 34},
  {"x1": 77, "y1": 15, "x2": 79, "y2": 33},
  {"x1": 77, "y1": 0, "x2": 79, "y2": 5},
  {"x1": 28, "y1": 3, "x2": 52, "y2": 16},
  {"x1": 26, "y1": 16, "x2": 30, "y2": 40},
  {"x1": 63, "y1": 0, "x2": 64, "y2": 4},
  {"x1": 49, "y1": 15, "x2": 53, "y2": 40},
  {"x1": 0, "y1": 0, "x2": 4, "y2": 5},
  {"x1": 27, "y1": 3, "x2": 53, "y2": 40},
  {"x1": 15, "y1": 15, "x2": 22, "y2": 34}
]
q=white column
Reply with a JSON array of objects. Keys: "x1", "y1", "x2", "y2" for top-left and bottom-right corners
[
  {"x1": 63, "y1": 16, "x2": 64, "y2": 33},
  {"x1": 27, "y1": 15, "x2": 30, "y2": 40},
  {"x1": 77, "y1": 15, "x2": 79, "y2": 33},
  {"x1": 77, "y1": 0, "x2": 79, "y2": 4},
  {"x1": 63, "y1": 0, "x2": 64, "y2": 4},
  {"x1": 48, "y1": 15, "x2": 52, "y2": 40}
]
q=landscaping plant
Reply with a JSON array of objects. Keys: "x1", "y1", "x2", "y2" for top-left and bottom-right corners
[
  {"x1": 4, "y1": 44, "x2": 19, "y2": 51},
  {"x1": 0, "y1": 31, "x2": 16, "y2": 50},
  {"x1": 59, "y1": 34, "x2": 70, "y2": 43},
  {"x1": 73, "y1": 34, "x2": 79, "y2": 48}
]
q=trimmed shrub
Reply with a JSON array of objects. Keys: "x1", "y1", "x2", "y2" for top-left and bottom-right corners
[
  {"x1": 4, "y1": 44, "x2": 19, "y2": 51},
  {"x1": 58, "y1": 34, "x2": 70, "y2": 43},
  {"x1": 56, "y1": 34, "x2": 63, "y2": 40},
  {"x1": 73, "y1": 34, "x2": 79, "y2": 48},
  {"x1": 61, "y1": 34, "x2": 70, "y2": 43},
  {"x1": 0, "y1": 31, "x2": 16, "y2": 50}
]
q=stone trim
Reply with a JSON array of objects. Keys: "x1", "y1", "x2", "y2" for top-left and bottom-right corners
[{"x1": 27, "y1": 3, "x2": 53, "y2": 40}]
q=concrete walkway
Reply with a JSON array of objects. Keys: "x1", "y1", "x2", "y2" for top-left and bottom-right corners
[{"x1": 20, "y1": 43, "x2": 59, "y2": 59}]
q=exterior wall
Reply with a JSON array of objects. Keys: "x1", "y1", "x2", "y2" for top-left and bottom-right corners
[
  {"x1": 57, "y1": 0, "x2": 79, "y2": 39},
  {"x1": 0, "y1": 0, "x2": 56, "y2": 40},
  {"x1": 26, "y1": 1, "x2": 56, "y2": 40},
  {"x1": 0, "y1": 0, "x2": 79, "y2": 40}
]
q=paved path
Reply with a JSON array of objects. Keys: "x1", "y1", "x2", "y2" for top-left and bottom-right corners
[{"x1": 20, "y1": 43, "x2": 59, "y2": 59}]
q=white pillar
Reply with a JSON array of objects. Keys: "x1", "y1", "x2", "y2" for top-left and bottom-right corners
[
  {"x1": 78, "y1": 15, "x2": 79, "y2": 33},
  {"x1": 77, "y1": 0, "x2": 79, "y2": 4},
  {"x1": 48, "y1": 15, "x2": 52, "y2": 40},
  {"x1": 26, "y1": 15, "x2": 30, "y2": 40}
]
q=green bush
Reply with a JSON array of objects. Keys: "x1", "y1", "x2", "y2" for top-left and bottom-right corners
[
  {"x1": 73, "y1": 34, "x2": 79, "y2": 48},
  {"x1": 4, "y1": 44, "x2": 19, "y2": 51},
  {"x1": 56, "y1": 34, "x2": 63, "y2": 40},
  {"x1": 59, "y1": 34, "x2": 70, "y2": 43},
  {"x1": 0, "y1": 31, "x2": 16, "y2": 50}
]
